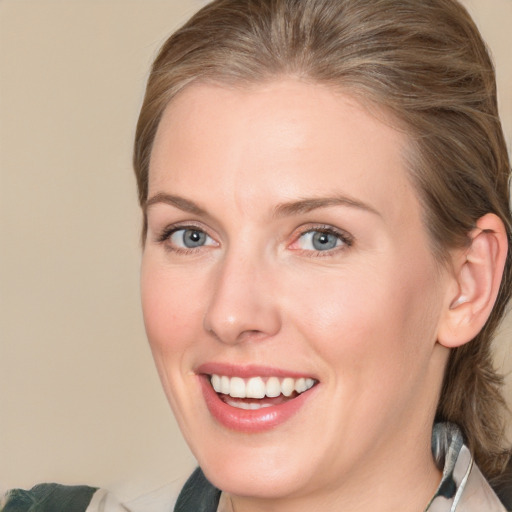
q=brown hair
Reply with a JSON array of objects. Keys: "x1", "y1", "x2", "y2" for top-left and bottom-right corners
[{"x1": 134, "y1": 0, "x2": 512, "y2": 478}]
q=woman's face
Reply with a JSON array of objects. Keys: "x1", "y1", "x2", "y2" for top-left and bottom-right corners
[{"x1": 141, "y1": 80, "x2": 451, "y2": 500}]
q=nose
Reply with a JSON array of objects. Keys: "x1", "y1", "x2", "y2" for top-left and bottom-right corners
[{"x1": 203, "y1": 249, "x2": 281, "y2": 345}]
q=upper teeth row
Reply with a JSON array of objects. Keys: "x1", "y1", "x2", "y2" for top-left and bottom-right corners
[{"x1": 210, "y1": 375, "x2": 315, "y2": 399}]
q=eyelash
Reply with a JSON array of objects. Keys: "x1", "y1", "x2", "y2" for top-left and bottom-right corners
[
  {"x1": 155, "y1": 223, "x2": 354, "y2": 256},
  {"x1": 290, "y1": 225, "x2": 354, "y2": 257},
  {"x1": 156, "y1": 223, "x2": 217, "y2": 255}
]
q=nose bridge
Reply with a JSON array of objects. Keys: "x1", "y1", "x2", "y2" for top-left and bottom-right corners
[{"x1": 203, "y1": 241, "x2": 281, "y2": 345}]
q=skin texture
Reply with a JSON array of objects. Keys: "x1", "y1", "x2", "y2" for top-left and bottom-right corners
[{"x1": 141, "y1": 79, "x2": 464, "y2": 512}]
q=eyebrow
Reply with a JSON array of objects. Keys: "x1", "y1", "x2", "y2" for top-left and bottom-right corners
[
  {"x1": 144, "y1": 193, "x2": 207, "y2": 216},
  {"x1": 273, "y1": 196, "x2": 381, "y2": 218},
  {"x1": 144, "y1": 192, "x2": 380, "y2": 218}
]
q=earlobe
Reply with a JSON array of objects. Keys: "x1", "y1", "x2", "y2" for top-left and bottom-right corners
[{"x1": 437, "y1": 213, "x2": 508, "y2": 348}]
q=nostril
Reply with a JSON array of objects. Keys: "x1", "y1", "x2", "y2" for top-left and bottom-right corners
[
  {"x1": 203, "y1": 306, "x2": 281, "y2": 345},
  {"x1": 204, "y1": 324, "x2": 270, "y2": 345}
]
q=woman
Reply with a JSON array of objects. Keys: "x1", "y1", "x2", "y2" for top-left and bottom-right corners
[
  {"x1": 2, "y1": 0, "x2": 510, "y2": 511},
  {"x1": 135, "y1": 0, "x2": 512, "y2": 510}
]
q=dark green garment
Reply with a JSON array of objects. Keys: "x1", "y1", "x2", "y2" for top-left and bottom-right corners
[
  {"x1": 1, "y1": 484, "x2": 97, "y2": 512},
  {"x1": 174, "y1": 468, "x2": 220, "y2": 512},
  {"x1": 0, "y1": 473, "x2": 220, "y2": 512}
]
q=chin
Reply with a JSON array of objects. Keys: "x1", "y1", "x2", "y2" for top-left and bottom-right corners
[
  {"x1": 186, "y1": 425, "x2": 327, "y2": 500},
  {"x1": 200, "y1": 452, "x2": 312, "y2": 499}
]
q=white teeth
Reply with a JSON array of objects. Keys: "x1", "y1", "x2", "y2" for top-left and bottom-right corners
[
  {"x1": 295, "y1": 377, "x2": 307, "y2": 393},
  {"x1": 281, "y1": 377, "x2": 295, "y2": 397},
  {"x1": 209, "y1": 374, "x2": 316, "y2": 400},
  {"x1": 211, "y1": 374, "x2": 221, "y2": 393},
  {"x1": 266, "y1": 377, "x2": 281, "y2": 397},
  {"x1": 220, "y1": 375, "x2": 230, "y2": 395},
  {"x1": 226, "y1": 399, "x2": 273, "y2": 410},
  {"x1": 246, "y1": 377, "x2": 266, "y2": 399},
  {"x1": 230, "y1": 377, "x2": 246, "y2": 398}
]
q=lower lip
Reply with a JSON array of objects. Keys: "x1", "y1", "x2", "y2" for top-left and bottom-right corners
[{"x1": 199, "y1": 376, "x2": 316, "y2": 433}]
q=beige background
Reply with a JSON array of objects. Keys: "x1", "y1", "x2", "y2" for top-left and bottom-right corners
[{"x1": 0, "y1": 0, "x2": 511, "y2": 501}]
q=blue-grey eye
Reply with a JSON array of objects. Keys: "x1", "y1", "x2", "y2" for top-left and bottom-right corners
[
  {"x1": 169, "y1": 228, "x2": 213, "y2": 249},
  {"x1": 297, "y1": 230, "x2": 343, "y2": 251}
]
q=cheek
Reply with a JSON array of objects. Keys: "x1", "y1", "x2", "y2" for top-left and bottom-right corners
[
  {"x1": 286, "y1": 256, "x2": 441, "y2": 377},
  {"x1": 140, "y1": 256, "x2": 211, "y2": 426},
  {"x1": 297, "y1": 263, "x2": 443, "y2": 440},
  {"x1": 140, "y1": 256, "x2": 204, "y2": 359}
]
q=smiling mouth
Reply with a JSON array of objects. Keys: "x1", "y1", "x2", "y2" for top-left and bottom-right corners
[{"x1": 209, "y1": 374, "x2": 317, "y2": 410}]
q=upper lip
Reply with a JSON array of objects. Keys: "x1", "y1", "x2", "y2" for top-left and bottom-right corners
[{"x1": 196, "y1": 362, "x2": 317, "y2": 380}]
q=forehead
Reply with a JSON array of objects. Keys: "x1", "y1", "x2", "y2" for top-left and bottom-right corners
[{"x1": 149, "y1": 79, "x2": 420, "y2": 225}]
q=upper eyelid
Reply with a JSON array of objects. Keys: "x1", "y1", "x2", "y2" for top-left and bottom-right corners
[
  {"x1": 285, "y1": 226, "x2": 354, "y2": 258},
  {"x1": 292, "y1": 224, "x2": 354, "y2": 242},
  {"x1": 148, "y1": 213, "x2": 223, "y2": 237},
  {"x1": 155, "y1": 222, "x2": 216, "y2": 244},
  {"x1": 156, "y1": 220, "x2": 212, "y2": 235}
]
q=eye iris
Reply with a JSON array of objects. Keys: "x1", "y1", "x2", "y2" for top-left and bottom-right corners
[
  {"x1": 183, "y1": 229, "x2": 206, "y2": 248},
  {"x1": 312, "y1": 231, "x2": 338, "y2": 250}
]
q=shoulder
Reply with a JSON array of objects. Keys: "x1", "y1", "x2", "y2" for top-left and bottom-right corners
[
  {"x1": 459, "y1": 461, "x2": 509, "y2": 512},
  {"x1": 87, "y1": 470, "x2": 219, "y2": 512},
  {"x1": 1, "y1": 478, "x2": 186, "y2": 512},
  {"x1": 1, "y1": 483, "x2": 98, "y2": 512},
  {"x1": 429, "y1": 423, "x2": 509, "y2": 511}
]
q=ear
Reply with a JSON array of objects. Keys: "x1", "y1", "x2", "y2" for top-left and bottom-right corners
[{"x1": 437, "y1": 213, "x2": 508, "y2": 348}]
